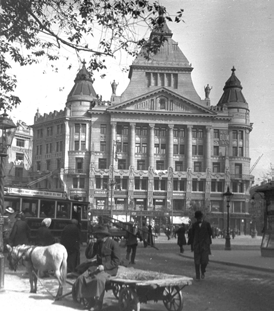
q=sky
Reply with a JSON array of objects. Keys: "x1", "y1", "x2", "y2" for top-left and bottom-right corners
[{"x1": 9, "y1": 0, "x2": 274, "y2": 183}]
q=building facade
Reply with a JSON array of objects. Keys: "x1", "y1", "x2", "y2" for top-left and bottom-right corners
[
  {"x1": 31, "y1": 23, "x2": 253, "y2": 233},
  {"x1": 5, "y1": 120, "x2": 33, "y2": 187}
]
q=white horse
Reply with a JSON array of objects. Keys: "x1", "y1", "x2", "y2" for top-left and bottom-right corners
[{"x1": 6, "y1": 243, "x2": 67, "y2": 299}]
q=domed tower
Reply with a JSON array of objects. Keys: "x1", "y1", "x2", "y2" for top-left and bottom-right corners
[
  {"x1": 66, "y1": 60, "x2": 98, "y2": 117},
  {"x1": 217, "y1": 67, "x2": 253, "y2": 190}
]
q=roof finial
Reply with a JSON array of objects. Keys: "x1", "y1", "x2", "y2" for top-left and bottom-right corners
[
  {"x1": 82, "y1": 59, "x2": 86, "y2": 67},
  {"x1": 231, "y1": 66, "x2": 236, "y2": 74}
]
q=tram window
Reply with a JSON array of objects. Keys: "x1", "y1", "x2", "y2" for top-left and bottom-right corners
[
  {"x1": 56, "y1": 201, "x2": 70, "y2": 219},
  {"x1": 40, "y1": 200, "x2": 55, "y2": 218},
  {"x1": 82, "y1": 205, "x2": 88, "y2": 220},
  {"x1": 4, "y1": 198, "x2": 20, "y2": 213},
  {"x1": 22, "y1": 198, "x2": 38, "y2": 217}
]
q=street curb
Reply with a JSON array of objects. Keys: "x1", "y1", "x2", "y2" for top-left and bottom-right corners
[{"x1": 179, "y1": 254, "x2": 274, "y2": 274}]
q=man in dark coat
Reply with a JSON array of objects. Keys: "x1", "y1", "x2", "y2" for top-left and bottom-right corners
[
  {"x1": 192, "y1": 211, "x2": 212, "y2": 280},
  {"x1": 125, "y1": 222, "x2": 142, "y2": 264},
  {"x1": 60, "y1": 218, "x2": 81, "y2": 273},
  {"x1": 175, "y1": 223, "x2": 187, "y2": 253},
  {"x1": 9, "y1": 212, "x2": 30, "y2": 246},
  {"x1": 72, "y1": 225, "x2": 120, "y2": 311},
  {"x1": 36, "y1": 218, "x2": 55, "y2": 246}
]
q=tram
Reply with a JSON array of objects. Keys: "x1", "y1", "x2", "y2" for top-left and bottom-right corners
[{"x1": 4, "y1": 187, "x2": 89, "y2": 243}]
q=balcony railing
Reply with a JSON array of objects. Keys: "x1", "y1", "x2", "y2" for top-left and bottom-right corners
[{"x1": 230, "y1": 174, "x2": 252, "y2": 180}]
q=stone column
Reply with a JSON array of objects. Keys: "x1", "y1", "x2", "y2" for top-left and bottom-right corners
[
  {"x1": 149, "y1": 124, "x2": 155, "y2": 168},
  {"x1": 130, "y1": 123, "x2": 136, "y2": 167},
  {"x1": 206, "y1": 126, "x2": 212, "y2": 169},
  {"x1": 168, "y1": 125, "x2": 174, "y2": 168},
  {"x1": 187, "y1": 125, "x2": 193, "y2": 169},
  {"x1": 111, "y1": 122, "x2": 117, "y2": 168}
]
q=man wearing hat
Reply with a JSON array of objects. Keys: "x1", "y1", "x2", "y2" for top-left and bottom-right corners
[
  {"x1": 9, "y1": 212, "x2": 31, "y2": 246},
  {"x1": 191, "y1": 211, "x2": 212, "y2": 280},
  {"x1": 175, "y1": 223, "x2": 187, "y2": 253},
  {"x1": 72, "y1": 225, "x2": 120, "y2": 311}
]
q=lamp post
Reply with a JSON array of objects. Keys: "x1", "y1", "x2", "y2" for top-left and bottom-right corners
[
  {"x1": 223, "y1": 186, "x2": 233, "y2": 251},
  {"x1": 0, "y1": 111, "x2": 17, "y2": 290}
]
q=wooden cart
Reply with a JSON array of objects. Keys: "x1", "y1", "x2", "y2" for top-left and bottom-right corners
[{"x1": 67, "y1": 268, "x2": 192, "y2": 311}]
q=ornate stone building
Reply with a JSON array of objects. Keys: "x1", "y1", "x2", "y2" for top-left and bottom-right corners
[{"x1": 31, "y1": 23, "x2": 253, "y2": 233}]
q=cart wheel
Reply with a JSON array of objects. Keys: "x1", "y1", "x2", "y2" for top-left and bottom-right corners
[
  {"x1": 112, "y1": 283, "x2": 124, "y2": 299},
  {"x1": 163, "y1": 286, "x2": 184, "y2": 311},
  {"x1": 119, "y1": 287, "x2": 140, "y2": 311}
]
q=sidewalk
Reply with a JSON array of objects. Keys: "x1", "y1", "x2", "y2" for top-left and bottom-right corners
[{"x1": 178, "y1": 235, "x2": 274, "y2": 273}]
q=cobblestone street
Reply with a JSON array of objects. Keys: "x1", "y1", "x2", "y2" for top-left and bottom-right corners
[{"x1": 2, "y1": 236, "x2": 274, "y2": 311}]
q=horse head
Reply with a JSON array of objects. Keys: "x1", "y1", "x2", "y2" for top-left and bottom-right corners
[{"x1": 6, "y1": 244, "x2": 31, "y2": 271}]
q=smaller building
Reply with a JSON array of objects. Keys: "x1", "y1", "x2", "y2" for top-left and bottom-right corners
[{"x1": 5, "y1": 120, "x2": 33, "y2": 187}]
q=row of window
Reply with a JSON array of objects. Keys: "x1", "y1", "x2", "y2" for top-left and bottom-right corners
[
  {"x1": 36, "y1": 158, "x2": 62, "y2": 171},
  {"x1": 36, "y1": 124, "x2": 64, "y2": 138},
  {"x1": 36, "y1": 141, "x2": 63, "y2": 155},
  {"x1": 104, "y1": 124, "x2": 223, "y2": 139},
  {"x1": 92, "y1": 177, "x2": 244, "y2": 193}
]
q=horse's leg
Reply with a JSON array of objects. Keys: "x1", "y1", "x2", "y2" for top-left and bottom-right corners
[
  {"x1": 29, "y1": 269, "x2": 36, "y2": 293},
  {"x1": 54, "y1": 269, "x2": 63, "y2": 300},
  {"x1": 34, "y1": 270, "x2": 38, "y2": 293}
]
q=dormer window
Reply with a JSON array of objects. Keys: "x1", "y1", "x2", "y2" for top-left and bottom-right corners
[{"x1": 160, "y1": 98, "x2": 166, "y2": 110}]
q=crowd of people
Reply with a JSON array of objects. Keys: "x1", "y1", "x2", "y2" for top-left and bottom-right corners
[{"x1": 3, "y1": 206, "x2": 234, "y2": 310}]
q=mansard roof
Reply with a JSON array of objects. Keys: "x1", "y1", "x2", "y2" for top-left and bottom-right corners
[{"x1": 66, "y1": 61, "x2": 97, "y2": 103}]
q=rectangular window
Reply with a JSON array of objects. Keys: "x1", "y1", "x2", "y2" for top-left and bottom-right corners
[
  {"x1": 156, "y1": 161, "x2": 164, "y2": 170},
  {"x1": 179, "y1": 128, "x2": 185, "y2": 137},
  {"x1": 81, "y1": 141, "x2": 86, "y2": 151},
  {"x1": 36, "y1": 161, "x2": 41, "y2": 171},
  {"x1": 155, "y1": 144, "x2": 160, "y2": 154},
  {"x1": 175, "y1": 161, "x2": 183, "y2": 171},
  {"x1": 213, "y1": 146, "x2": 219, "y2": 156},
  {"x1": 76, "y1": 158, "x2": 83, "y2": 173},
  {"x1": 192, "y1": 180, "x2": 204, "y2": 192},
  {"x1": 79, "y1": 178, "x2": 85, "y2": 188},
  {"x1": 142, "y1": 143, "x2": 147, "y2": 154},
  {"x1": 100, "y1": 142, "x2": 106, "y2": 152},
  {"x1": 198, "y1": 145, "x2": 203, "y2": 155},
  {"x1": 232, "y1": 182, "x2": 238, "y2": 193},
  {"x1": 213, "y1": 162, "x2": 220, "y2": 173},
  {"x1": 239, "y1": 147, "x2": 243, "y2": 157},
  {"x1": 99, "y1": 158, "x2": 107, "y2": 169},
  {"x1": 174, "y1": 144, "x2": 179, "y2": 154},
  {"x1": 60, "y1": 141, "x2": 63, "y2": 152},
  {"x1": 232, "y1": 130, "x2": 238, "y2": 139},
  {"x1": 179, "y1": 145, "x2": 185, "y2": 155},
  {"x1": 118, "y1": 159, "x2": 126, "y2": 169},
  {"x1": 73, "y1": 178, "x2": 78, "y2": 188},
  {"x1": 235, "y1": 164, "x2": 242, "y2": 177},
  {"x1": 75, "y1": 124, "x2": 80, "y2": 134},
  {"x1": 194, "y1": 162, "x2": 202, "y2": 172},
  {"x1": 239, "y1": 130, "x2": 243, "y2": 140},
  {"x1": 160, "y1": 144, "x2": 166, "y2": 154},
  {"x1": 122, "y1": 126, "x2": 128, "y2": 135},
  {"x1": 57, "y1": 158, "x2": 62, "y2": 170},
  {"x1": 160, "y1": 128, "x2": 166, "y2": 137},
  {"x1": 192, "y1": 145, "x2": 197, "y2": 155},
  {"x1": 100, "y1": 124, "x2": 107, "y2": 134},
  {"x1": 95, "y1": 177, "x2": 101, "y2": 189},
  {"x1": 47, "y1": 127, "x2": 53, "y2": 136},
  {"x1": 46, "y1": 160, "x2": 51, "y2": 171},
  {"x1": 211, "y1": 181, "x2": 223, "y2": 192},
  {"x1": 39, "y1": 145, "x2": 42, "y2": 155},
  {"x1": 75, "y1": 141, "x2": 79, "y2": 150},
  {"x1": 192, "y1": 129, "x2": 197, "y2": 138},
  {"x1": 36, "y1": 146, "x2": 39, "y2": 155},
  {"x1": 123, "y1": 143, "x2": 128, "y2": 153},
  {"x1": 135, "y1": 143, "x2": 141, "y2": 153},
  {"x1": 136, "y1": 126, "x2": 141, "y2": 135},
  {"x1": 16, "y1": 153, "x2": 24, "y2": 161},
  {"x1": 15, "y1": 167, "x2": 23, "y2": 178},
  {"x1": 197, "y1": 129, "x2": 203, "y2": 138},
  {"x1": 155, "y1": 128, "x2": 160, "y2": 136},
  {"x1": 137, "y1": 160, "x2": 145, "y2": 170},
  {"x1": 16, "y1": 139, "x2": 25, "y2": 147},
  {"x1": 232, "y1": 147, "x2": 237, "y2": 156},
  {"x1": 174, "y1": 128, "x2": 179, "y2": 138},
  {"x1": 173, "y1": 180, "x2": 185, "y2": 191},
  {"x1": 214, "y1": 129, "x2": 220, "y2": 139},
  {"x1": 56, "y1": 142, "x2": 59, "y2": 152},
  {"x1": 234, "y1": 202, "x2": 242, "y2": 213},
  {"x1": 116, "y1": 142, "x2": 122, "y2": 152}
]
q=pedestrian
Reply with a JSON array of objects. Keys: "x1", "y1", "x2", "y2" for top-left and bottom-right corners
[
  {"x1": 191, "y1": 211, "x2": 212, "y2": 280},
  {"x1": 72, "y1": 225, "x2": 120, "y2": 311},
  {"x1": 9, "y1": 212, "x2": 31, "y2": 246},
  {"x1": 60, "y1": 218, "x2": 81, "y2": 273},
  {"x1": 125, "y1": 222, "x2": 142, "y2": 264},
  {"x1": 3, "y1": 207, "x2": 17, "y2": 249},
  {"x1": 147, "y1": 224, "x2": 154, "y2": 247},
  {"x1": 36, "y1": 218, "x2": 55, "y2": 246},
  {"x1": 141, "y1": 222, "x2": 149, "y2": 248},
  {"x1": 187, "y1": 225, "x2": 194, "y2": 251},
  {"x1": 175, "y1": 223, "x2": 187, "y2": 253}
]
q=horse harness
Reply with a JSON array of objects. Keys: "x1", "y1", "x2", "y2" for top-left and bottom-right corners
[{"x1": 8, "y1": 245, "x2": 36, "y2": 271}]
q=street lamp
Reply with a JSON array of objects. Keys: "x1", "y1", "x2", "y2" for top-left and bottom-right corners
[
  {"x1": 223, "y1": 186, "x2": 234, "y2": 251},
  {"x1": 0, "y1": 111, "x2": 17, "y2": 290}
]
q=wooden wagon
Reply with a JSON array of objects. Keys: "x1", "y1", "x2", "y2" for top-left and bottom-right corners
[{"x1": 67, "y1": 267, "x2": 193, "y2": 311}]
